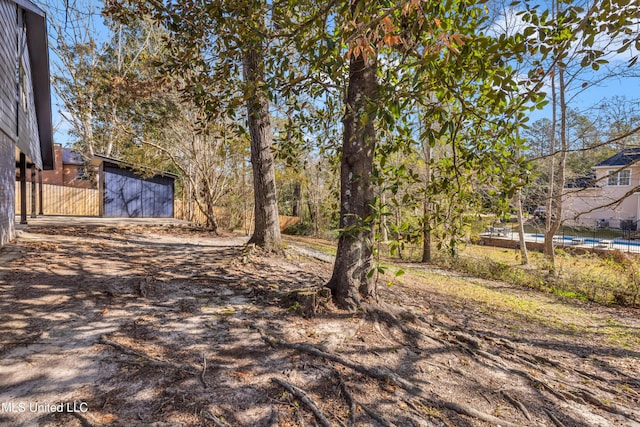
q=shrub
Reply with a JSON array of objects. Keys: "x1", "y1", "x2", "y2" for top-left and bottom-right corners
[
  {"x1": 283, "y1": 221, "x2": 314, "y2": 236},
  {"x1": 438, "y1": 247, "x2": 640, "y2": 307}
]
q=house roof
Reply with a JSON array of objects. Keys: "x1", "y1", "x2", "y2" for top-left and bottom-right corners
[
  {"x1": 90, "y1": 154, "x2": 179, "y2": 179},
  {"x1": 14, "y1": 0, "x2": 54, "y2": 170},
  {"x1": 595, "y1": 148, "x2": 640, "y2": 168},
  {"x1": 61, "y1": 147, "x2": 84, "y2": 165},
  {"x1": 566, "y1": 173, "x2": 595, "y2": 189}
]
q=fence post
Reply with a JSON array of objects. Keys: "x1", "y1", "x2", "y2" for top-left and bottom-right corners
[
  {"x1": 38, "y1": 169, "x2": 43, "y2": 215},
  {"x1": 31, "y1": 165, "x2": 37, "y2": 218},
  {"x1": 20, "y1": 153, "x2": 27, "y2": 224}
]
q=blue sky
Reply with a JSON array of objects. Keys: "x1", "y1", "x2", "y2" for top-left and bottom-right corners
[
  {"x1": 491, "y1": 4, "x2": 640, "y2": 125},
  {"x1": 529, "y1": 72, "x2": 640, "y2": 124},
  {"x1": 46, "y1": 1, "x2": 639, "y2": 146}
]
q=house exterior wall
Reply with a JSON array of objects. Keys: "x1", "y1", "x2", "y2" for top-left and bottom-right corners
[
  {"x1": 40, "y1": 143, "x2": 63, "y2": 185},
  {"x1": 102, "y1": 163, "x2": 175, "y2": 218},
  {"x1": 0, "y1": 0, "x2": 17, "y2": 247},
  {"x1": 563, "y1": 165, "x2": 640, "y2": 228},
  {"x1": 0, "y1": 136, "x2": 15, "y2": 246},
  {"x1": 0, "y1": 0, "x2": 18, "y2": 141},
  {"x1": 62, "y1": 165, "x2": 93, "y2": 188},
  {"x1": 40, "y1": 145, "x2": 94, "y2": 189},
  {"x1": 1, "y1": 0, "x2": 51, "y2": 247}
]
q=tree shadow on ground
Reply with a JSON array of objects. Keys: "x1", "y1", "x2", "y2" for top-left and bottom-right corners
[{"x1": 1, "y1": 224, "x2": 638, "y2": 426}]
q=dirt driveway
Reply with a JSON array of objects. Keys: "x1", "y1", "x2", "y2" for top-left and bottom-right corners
[{"x1": 1, "y1": 218, "x2": 639, "y2": 426}]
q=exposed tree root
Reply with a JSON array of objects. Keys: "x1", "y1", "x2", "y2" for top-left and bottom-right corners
[
  {"x1": 339, "y1": 372, "x2": 433, "y2": 427},
  {"x1": 422, "y1": 360, "x2": 473, "y2": 380},
  {"x1": 263, "y1": 335, "x2": 423, "y2": 395},
  {"x1": 574, "y1": 388, "x2": 640, "y2": 421},
  {"x1": 437, "y1": 400, "x2": 520, "y2": 427},
  {"x1": 271, "y1": 377, "x2": 332, "y2": 427},
  {"x1": 203, "y1": 410, "x2": 231, "y2": 427},
  {"x1": 200, "y1": 353, "x2": 209, "y2": 389},
  {"x1": 543, "y1": 408, "x2": 566, "y2": 427},
  {"x1": 368, "y1": 304, "x2": 448, "y2": 346},
  {"x1": 266, "y1": 408, "x2": 279, "y2": 427},
  {"x1": 264, "y1": 335, "x2": 520, "y2": 427},
  {"x1": 403, "y1": 400, "x2": 439, "y2": 427},
  {"x1": 99, "y1": 335, "x2": 197, "y2": 374},
  {"x1": 71, "y1": 411, "x2": 97, "y2": 427},
  {"x1": 451, "y1": 332, "x2": 640, "y2": 423},
  {"x1": 360, "y1": 402, "x2": 398, "y2": 427},
  {"x1": 338, "y1": 378, "x2": 357, "y2": 427},
  {"x1": 501, "y1": 391, "x2": 532, "y2": 422},
  {"x1": 491, "y1": 343, "x2": 640, "y2": 401},
  {"x1": 258, "y1": 301, "x2": 638, "y2": 426}
]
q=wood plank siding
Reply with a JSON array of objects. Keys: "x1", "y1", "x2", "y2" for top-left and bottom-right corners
[
  {"x1": 0, "y1": 0, "x2": 17, "y2": 246},
  {"x1": 0, "y1": 136, "x2": 14, "y2": 246},
  {"x1": 0, "y1": 0, "x2": 18, "y2": 141},
  {"x1": 1, "y1": 0, "x2": 53, "y2": 247}
]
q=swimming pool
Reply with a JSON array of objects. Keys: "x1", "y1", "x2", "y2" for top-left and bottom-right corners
[{"x1": 530, "y1": 234, "x2": 640, "y2": 248}]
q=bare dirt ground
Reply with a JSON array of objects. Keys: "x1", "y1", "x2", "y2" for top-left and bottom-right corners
[{"x1": 0, "y1": 219, "x2": 639, "y2": 427}]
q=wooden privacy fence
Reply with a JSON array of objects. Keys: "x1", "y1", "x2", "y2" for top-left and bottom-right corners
[
  {"x1": 14, "y1": 182, "x2": 100, "y2": 216},
  {"x1": 15, "y1": 183, "x2": 301, "y2": 231},
  {"x1": 174, "y1": 200, "x2": 220, "y2": 225},
  {"x1": 174, "y1": 200, "x2": 300, "y2": 232}
]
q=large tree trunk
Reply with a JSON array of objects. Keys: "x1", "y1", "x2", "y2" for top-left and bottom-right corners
[
  {"x1": 326, "y1": 47, "x2": 378, "y2": 310},
  {"x1": 543, "y1": 65, "x2": 558, "y2": 263},
  {"x1": 514, "y1": 130, "x2": 529, "y2": 265},
  {"x1": 548, "y1": 65, "x2": 568, "y2": 266},
  {"x1": 292, "y1": 182, "x2": 301, "y2": 217},
  {"x1": 421, "y1": 138, "x2": 432, "y2": 263},
  {"x1": 515, "y1": 189, "x2": 529, "y2": 265},
  {"x1": 243, "y1": 42, "x2": 283, "y2": 252},
  {"x1": 544, "y1": 2, "x2": 570, "y2": 272}
]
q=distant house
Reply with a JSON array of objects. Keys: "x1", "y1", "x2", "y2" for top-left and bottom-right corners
[
  {"x1": 39, "y1": 144, "x2": 93, "y2": 189},
  {"x1": 0, "y1": 0, "x2": 54, "y2": 247},
  {"x1": 563, "y1": 148, "x2": 640, "y2": 229}
]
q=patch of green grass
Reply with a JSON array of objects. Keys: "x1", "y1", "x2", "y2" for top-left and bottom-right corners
[
  {"x1": 551, "y1": 288, "x2": 588, "y2": 301},
  {"x1": 452, "y1": 244, "x2": 639, "y2": 307},
  {"x1": 285, "y1": 234, "x2": 640, "y2": 349},
  {"x1": 403, "y1": 267, "x2": 640, "y2": 349},
  {"x1": 284, "y1": 236, "x2": 337, "y2": 256}
]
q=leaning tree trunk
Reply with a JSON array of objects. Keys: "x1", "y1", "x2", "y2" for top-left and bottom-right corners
[
  {"x1": 543, "y1": 64, "x2": 558, "y2": 264},
  {"x1": 544, "y1": 53, "x2": 568, "y2": 273},
  {"x1": 515, "y1": 189, "x2": 529, "y2": 265},
  {"x1": 548, "y1": 65, "x2": 569, "y2": 269},
  {"x1": 242, "y1": 40, "x2": 283, "y2": 252},
  {"x1": 421, "y1": 136, "x2": 432, "y2": 263},
  {"x1": 514, "y1": 131, "x2": 529, "y2": 265},
  {"x1": 326, "y1": 48, "x2": 378, "y2": 310}
]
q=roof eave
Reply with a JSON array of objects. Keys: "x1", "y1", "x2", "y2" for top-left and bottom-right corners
[
  {"x1": 91, "y1": 154, "x2": 179, "y2": 179},
  {"x1": 21, "y1": 1, "x2": 54, "y2": 170}
]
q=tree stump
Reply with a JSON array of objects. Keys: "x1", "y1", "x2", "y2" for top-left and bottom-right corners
[{"x1": 285, "y1": 287, "x2": 332, "y2": 317}]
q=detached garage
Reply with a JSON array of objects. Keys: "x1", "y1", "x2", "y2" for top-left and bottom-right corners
[{"x1": 92, "y1": 155, "x2": 176, "y2": 218}]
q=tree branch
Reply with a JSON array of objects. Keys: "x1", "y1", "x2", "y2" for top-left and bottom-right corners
[{"x1": 271, "y1": 378, "x2": 332, "y2": 427}]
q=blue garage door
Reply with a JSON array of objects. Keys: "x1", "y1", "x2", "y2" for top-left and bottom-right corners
[{"x1": 104, "y1": 166, "x2": 174, "y2": 218}]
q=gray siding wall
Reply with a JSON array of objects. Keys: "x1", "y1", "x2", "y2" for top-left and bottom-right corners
[
  {"x1": 0, "y1": 0, "x2": 17, "y2": 247},
  {"x1": 0, "y1": 136, "x2": 15, "y2": 246},
  {"x1": 103, "y1": 165, "x2": 175, "y2": 218},
  {"x1": 0, "y1": 0, "x2": 18, "y2": 142}
]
